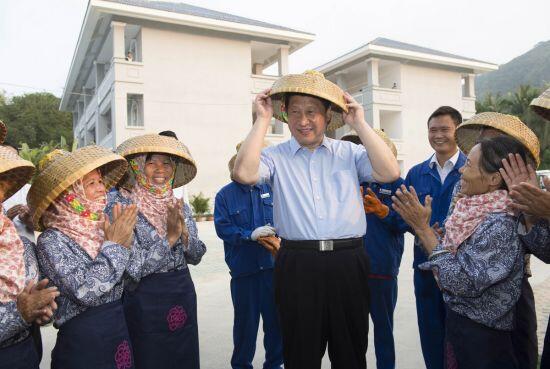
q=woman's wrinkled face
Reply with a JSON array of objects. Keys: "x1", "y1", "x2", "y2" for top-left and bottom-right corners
[
  {"x1": 82, "y1": 169, "x2": 106, "y2": 201},
  {"x1": 144, "y1": 154, "x2": 174, "y2": 186},
  {"x1": 459, "y1": 144, "x2": 500, "y2": 196}
]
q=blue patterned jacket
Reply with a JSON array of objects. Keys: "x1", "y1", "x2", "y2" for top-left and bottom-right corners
[
  {"x1": 0, "y1": 237, "x2": 40, "y2": 347},
  {"x1": 105, "y1": 190, "x2": 206, "y2": 290},
  {"x1": 420, "y1": 212, "x2": 524, "y2": 330}
]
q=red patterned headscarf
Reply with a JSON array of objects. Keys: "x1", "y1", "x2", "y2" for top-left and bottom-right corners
[
  {"x1": 128, "y1": 154, "x2": 176, "y2": 238},
  {"x1": 0, "y1": 204, "x2": 26, "y2": 302},
  {"x1": 42, "y1": 170, "x2": 106, "y2": 259},
  {"x1": 443, "y1": 189, "x2": 513, "y2": 252}
]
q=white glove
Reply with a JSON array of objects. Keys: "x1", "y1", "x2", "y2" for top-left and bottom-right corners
[{"x1": 251, "y1": 225, "x2": 276, "y2": 241}]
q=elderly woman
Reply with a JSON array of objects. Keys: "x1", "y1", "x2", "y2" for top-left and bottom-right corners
[
  {"x1": 393, "y1": 136, "x2": 530, "y2": 369},
  {"x1": 110, "y1": 134, "x2": 206, "y2": 369},
  {"x1": 28, "y1": 146, "x2": 140, "y2": 369},
  {"x1": 0, "y1": 142, "x2": 59, "y2": 369}
]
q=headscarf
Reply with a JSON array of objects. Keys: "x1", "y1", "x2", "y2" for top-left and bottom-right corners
[
  {"x1": 128, "y1": 154, "x2": 176, "y2": 237},
  {"x1": 443, "y1": 189, "x2": 513, "y2": 252},
  {"x1": 42, "y1": 170, "x2": 106, "y2": 259},
  {"x1": 0, "y1": 204, "x2": 26, "y2": 302}
]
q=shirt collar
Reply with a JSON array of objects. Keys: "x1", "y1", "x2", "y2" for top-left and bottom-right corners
[
  {"x1": 429, "y1": 149, "x2": 460, "y2": 169},
  {"x1": 234, "y1": 181, "x2": 260, "y2": 193},
  {"x1": 289, "y1": 136, "x2": 332, "y2": 156}
]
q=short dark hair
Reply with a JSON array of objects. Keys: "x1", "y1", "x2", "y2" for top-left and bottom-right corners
[
  {"x1": 478, "y1": 136, "x2": 529, "y2": 190},
  {"x1": 427, "y1": 106, "x2": 462, "y2": 127},
  {"x1": 159, "y1": 130, "x2": 178, "y2": 140},
  {"x1": 284, "y1": 93, "x2": 331, "y2": 111}
]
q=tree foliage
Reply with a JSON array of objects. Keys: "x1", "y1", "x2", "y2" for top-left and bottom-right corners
[
  {"x1": 190, "y1": 192, "x2": 210, "y2": 216},
  {"x1": 0, "y1": 92, "x2": 73, "y2": 148},
  {"x1": 476, "y1": 84, "x2": 550, "y2": 169}
]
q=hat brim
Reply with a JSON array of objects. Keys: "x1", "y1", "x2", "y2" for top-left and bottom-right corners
[
  {"x1": 116, "y1": 134, "x2": 197, "y2": 189},
  {"x1": 531, "y1": 91, "x2": 550, "y2": 121},
  {"x1": 268, "y1": 72, "x2": 348, "y2": 132},
  {"x1": 456, "y1": 114, "x2": 540, "y2": 167},
  {"x1": 0, "y1": 153, "x2": 35, "y2": 202},
  {"x1": 28, "y1": 146, "x2": 128, "y2": 231}
]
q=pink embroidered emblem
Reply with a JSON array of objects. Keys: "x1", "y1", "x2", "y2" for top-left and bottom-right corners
[
  {"x1": 445, "y1": 341, "x2": 458, "y2": 369},
  {"x1": 167, "y1": 305, "x2": 187, "y2": 332},
  {"x1": 114, "y1": 340, "x2": 132, "y2": 369}
]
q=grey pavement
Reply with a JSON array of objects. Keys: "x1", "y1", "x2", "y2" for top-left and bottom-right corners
[{"x1": 39, "y1": 222, "x2": 550, "y2": 369}]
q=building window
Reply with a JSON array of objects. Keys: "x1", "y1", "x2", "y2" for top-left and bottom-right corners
[
  {"x1": 127, "y1": 94, "x2": 144, "y2": 127},
  {"x1": 86, "y1": 126, "x2": 96, "y2": 145},
  {"x1": 99, "y1": 108, "x2": 112, "y2": 143}
]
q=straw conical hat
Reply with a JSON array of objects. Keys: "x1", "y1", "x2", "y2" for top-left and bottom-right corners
[
  {"x1": 269, "y1": 70, "x2": 348, "y2": 131},
  {"x1": 531, "y1": 87, "x2": 550, "y2": 121},
  {"x1": 0, "y1": 146, "x2": 35, "y2": 202},
  {"x1": 28, "y1": 146, "x2": 128, "y2": 231},
  {"x1": 341, "y1": 129, "x2": 398, "y2": 157},
  {"x1": 455, "y1": 112, "x2": 540, "y2": 167},
  {"x1": 116, "y1": 134, "x2": 197, "y2": 188},
  {"x1": 0, "y1": 121, "x2": 6, "y2": 145}
]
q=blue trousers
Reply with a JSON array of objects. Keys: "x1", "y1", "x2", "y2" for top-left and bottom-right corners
[
  {"x1": 230, "y1": 269, "x2": 283, "y2": 369},
  {"x1": 368, "y1": 277, "x2": 398, "y2": 369},
  {"x1": 414, "y1": 269, "x2": 446, "y2": 369}
]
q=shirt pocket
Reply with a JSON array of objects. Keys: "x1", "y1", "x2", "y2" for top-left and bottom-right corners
[
  {"x1": 262, "y1": 198, "x2": 274, "y2": 224},
  {"x1": 332, "y1": 169, "x2": 358, "y2": 203},
  {"x1": 229, "y1": 208, "x2": 250, "y2": 228}
]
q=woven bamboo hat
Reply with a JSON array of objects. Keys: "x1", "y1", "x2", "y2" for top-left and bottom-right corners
[
  {"x1": 530, "y1": 87, "x2": 550, "y2": 121},
  {"x1": 0, "y1": 146, "x2": 35, "y2": 202},
  {"x1": 229, "y1": 140, "x2": 272, "y2": 172},
  {"x1": 456, "y1": 112, "x2": 540, "y2": 167},
  {"x1": 341, "y1": 129, "x2": 398, "y2": 157},
  {"x1": 116, "y1": 134, "x2": 197, "y2": 189},
  {"x1": 268, "y1": 70, "x2": 348, "y2": 132},
  {"x1": 0, "y1": 121, "x2": 6, "y2": 145},
  {"x1": 28, "y1": 146, "x2": 128, "y2": 231}
]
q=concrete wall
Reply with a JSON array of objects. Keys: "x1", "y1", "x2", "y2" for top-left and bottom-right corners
[
  {"x1": 399, "y1": 64, "x2": 463, "y2": 174},
  {"x1": 113, "y1": 25, "x2": 257, "y2": 207}
]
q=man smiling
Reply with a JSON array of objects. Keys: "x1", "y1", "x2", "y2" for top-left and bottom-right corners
[
  {"x1": 233, "y1": 71, "x2": 399, "y2": 369},
  {"x1": 403, "y1": 106, "x2": 466, "y2": 369}
]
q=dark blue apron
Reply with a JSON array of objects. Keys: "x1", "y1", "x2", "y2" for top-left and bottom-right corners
[
  {"x1": 0, "y1": 335, "x2": 39, "y2": 369},
  {"x1": 123, "y1": 268, "x2": 199, "y2": 369},
  {"x1": 51, "y1": 300, "x2": 134, "y2": 369}
]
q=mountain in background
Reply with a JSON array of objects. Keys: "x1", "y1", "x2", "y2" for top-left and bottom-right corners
[{"x1": 476, "y1": 40, "x2": 550, "y2": 97}]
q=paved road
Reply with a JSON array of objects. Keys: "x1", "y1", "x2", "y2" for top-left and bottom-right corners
[{"x1": 39, "y1": 222, "x2": 550, "y2": 369}]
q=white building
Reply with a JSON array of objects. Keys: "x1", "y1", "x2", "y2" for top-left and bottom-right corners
[
  {"x1": 316, "y1": 38, "x2": 498, "y2": 173},
  {"x1": 60, "y1": 0, "x2": 313, "y2": 202}
]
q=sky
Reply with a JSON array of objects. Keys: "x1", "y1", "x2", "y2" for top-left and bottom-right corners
[{"x1": 0, "y1": 0, "x2": 549, "y2": 98}]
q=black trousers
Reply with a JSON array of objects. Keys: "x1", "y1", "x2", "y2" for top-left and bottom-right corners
[
  {"x1": 540, "y1": 318, "x2": 550, "y2": 369},
  {"x1": 512, "y1": 277, "x2": 538, "y2": 369},
  {"x1": 445, "y1": 308, "x2": 518, "y2": 369},
  {"x1": 273, "y1": 241, "x2": 370, "y2": 369}
]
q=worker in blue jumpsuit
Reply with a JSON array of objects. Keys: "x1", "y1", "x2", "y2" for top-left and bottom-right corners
[
  {"x1": 214, "y1": 154, "x2": 283, "y2": 369},
  {"x1": 403, "y1": 106, "x2": 466, "y2": 369},
  {"x1": 342, "y1": 131, "x2": 405, "y2": 369}
]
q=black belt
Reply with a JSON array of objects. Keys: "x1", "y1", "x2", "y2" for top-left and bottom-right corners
[{"x1": 281, "y1": 237, "x2": 363, "y2": 252}]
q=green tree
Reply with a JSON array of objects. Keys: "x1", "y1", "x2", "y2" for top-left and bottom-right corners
[
  {"x1": 477, "y1": 85, "x2": 550, "y2": 170},
  {"x1": 190, "y1": 192, "x2": 210, "y2": 216},
  {"x1": 18, "y1": 136, "x2": 76, "y2": 181},
  {"x1": 0, "y1": 92, "x2": 73, "y2": 148}
]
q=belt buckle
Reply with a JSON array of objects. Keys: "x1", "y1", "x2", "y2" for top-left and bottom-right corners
[{"x1": 319, "y1": 240, "x2": 334, "y2": 252}]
